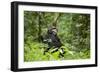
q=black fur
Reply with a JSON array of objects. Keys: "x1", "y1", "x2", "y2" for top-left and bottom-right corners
[{"x1": 42, "y1": 28, "x2": 65, "y2": 57}]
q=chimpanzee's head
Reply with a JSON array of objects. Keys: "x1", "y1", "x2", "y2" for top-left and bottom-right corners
[{"x1": 48, "y1": 26, "x2": 58, "y2": 35}]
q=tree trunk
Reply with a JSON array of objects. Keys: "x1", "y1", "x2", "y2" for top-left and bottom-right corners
[
  {"x1": 52, "y1": 13, "x2": 61, "y2": 27},
  {"x1": 38, "y1": 12, "x2": 42, "y2": 42}
]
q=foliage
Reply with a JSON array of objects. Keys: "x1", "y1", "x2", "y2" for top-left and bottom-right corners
[{"x1": 24, "y1": 11, "x2": 90, "y2": 62}]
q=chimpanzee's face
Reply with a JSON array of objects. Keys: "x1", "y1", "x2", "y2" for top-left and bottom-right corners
[{"x1": 52, "y1": 29, "x2": 57, "y2": 35}]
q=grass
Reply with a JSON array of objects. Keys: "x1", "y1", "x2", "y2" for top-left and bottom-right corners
[{"x1": 24, "y1": 42, "x2": 90, "y2": 62}]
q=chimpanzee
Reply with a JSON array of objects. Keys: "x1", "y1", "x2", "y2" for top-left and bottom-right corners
[{"x1": 42, "y1": 27, "x2": 65, "y2": 57}]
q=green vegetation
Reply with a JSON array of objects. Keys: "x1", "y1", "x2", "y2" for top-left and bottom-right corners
[{"x1": 24, "y1": 11, "x2": 90, "y2": 62}]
